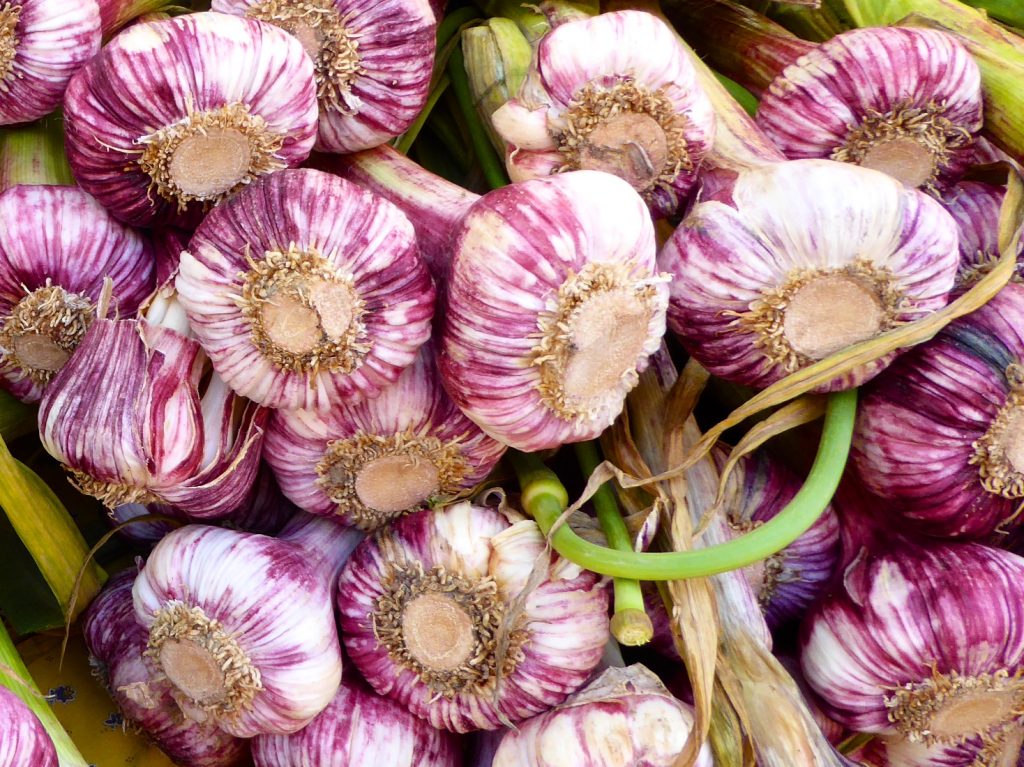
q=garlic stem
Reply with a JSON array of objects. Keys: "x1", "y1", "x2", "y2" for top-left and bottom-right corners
[
  {"x1": 574, "y1": 440, "x2": 652, "y2": 646},
  {"x1": 512, "y1": 388, "x2": 856, "y2": 579},
  {"x1": 952, "y1": 0, "x2": 1024, "y2": 29},
  {"x1": 0, "y1": 115, "x2": 73, "y2": 192},
  {"x1": 448, "y1": 41, "x2": 508, "y2": 189}
]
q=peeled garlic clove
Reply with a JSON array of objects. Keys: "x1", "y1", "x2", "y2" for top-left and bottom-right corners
[
  {"x1": 495, "y1": 10, "x2": 715, "y2": 218},
  {"x1": 0, "y1": 0, "x2": 100, "y2": 126},
  {"x1": 63, "y1": 12, "x2": 318, "y2": 227},
  {"x1": 0, "y1": 185, "x2": 154, "y2": 403},
  {"x1": 0, "y1": 686, "x2": 57, "y2": 767},
  {"x1": 212, "y1": 0, "x2": 436, "y2": 154},
  {"x1": 266, "y1": 343, "x2": 505, "y2": 530},
  {"x1": 660, "y1": 159, "x2": 960, "y2": 391},
  {"x1": 251, "y1": 672, "x2": 460, "y2": 767},
  {"x1": 176, "y1": 167, "x2": 434, "y2": 411},
  {"x1": 440, "y1": 170, "x2": 666, "y2": 451},
  {"x1": 337, "y1": 500, "x2": 610, "y2": 732}
]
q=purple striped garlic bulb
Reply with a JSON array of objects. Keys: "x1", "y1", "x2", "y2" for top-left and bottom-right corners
[
  {"x1": 266, "y1": 344, "x2": 504, "y2": 530},
  {"x1": 716, "y1": 446, "x2": 840, "y2": 630},
  {"x1": 492, "y1": 10, "x2": 714, "y2": 218},
  {"x1": 176, "y1": 168, "x2": 434, "y2": 412},
  {"x1": 0, "y1": 685, "x2": 57, "y2": 767},
  {"x1": 756, "y1": 27, "x2": 983, "y2": 193},
  {"x1": 0, "y1": 185, "x2": 154, "y2": 403},
  {"x1": 856, "y1": 730, "x2": 1024, "y2": 767},
  {"x1": 38, "y1": 314, "x2": 267, "y2": 515},
  {"x1": 0, "y1": 0, "x2": 100, "y2": 125},
  {"x1": 63, "y1": 12, "x2": 318, "y2": 227},
  {"x1": 941, "y1": 181, "x2": 1022, "y2": 286},
  {"x1": 491, "y1": 665, "x2": 713, "y2": 767},
  {"x1": 251, "y1": 672, "x2": 460, "y2": 767},
  {"x1": 132, "y1": 524, "x2": 344, "y2": 737},
  {"x1": 660, "y1": 159, "x2": 960, "y2": 391},
  {"x1": 853, "y1": 283, "x2": 1024, "y2": 540},
  {"x1": 440, "y1": 170, "x2": 665, "y2": 451},
  {"x1": 212, "y1": 0, "x2": 436, "y2": 154},
  {"x1": 337, "y1": 501, "x2": 610, "y2": 732},
  {"x1": 800, "y1": 539, "x2": 1024, "y2": 755}
]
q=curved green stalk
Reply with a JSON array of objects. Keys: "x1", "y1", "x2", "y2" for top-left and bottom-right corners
[
  {"x1": 448, "y1": 42, "x2": 509, "y2": 189},
  {"x1": 513, "y1": 389, "x2": 857, "y2": 580}
]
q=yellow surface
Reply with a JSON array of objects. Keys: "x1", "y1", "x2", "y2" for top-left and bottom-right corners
[{"x1": 18, "y1": 632, "x2": 177, "y2": 767}]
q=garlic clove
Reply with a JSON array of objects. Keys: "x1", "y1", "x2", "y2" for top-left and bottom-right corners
[{"x1": 492, "y1": 99, "x2": 557, "y2": 151}]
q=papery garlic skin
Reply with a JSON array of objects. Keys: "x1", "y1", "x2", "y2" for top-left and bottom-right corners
[
  {"x1": 266, "y1": 343, "x2": 505, "y2": 530},
  {"x1": 756, "y1": 27, "x2": 982, "y2": 192},
  {"x1": 252, "y1": 672, "x2": 460, "y2": 767},
  {"x1": 177, "y1": 167, "x2": 434, "y2": 412},
  {"x1": 0, "y1": 185, "x2": 154, "y2": 402},
  {"x1": 853, "y1": 284, "x2": 1024, "y2": 539},
  {"x1": 0, "y1": 685, "x2": 58, "y2": 767},
  {"x1": 440, "y1": 170, "x2": 665, "y2": 451},
  {"x1": 337, "y1": 501, "x2": 610, "y2": 732},
  {"x1": 133, "y1": 525, "x2": 343, "y2": 738},
  {"x1": 493, "y1": 10, "x2": 714, "y2": 218},
  {"x1": 492, "y1": 665, "x2": 713, "y2": 767},
  {"x1": 660, "y1": 159, "x2": 960, "y2": 391},
  {"x1": 940, "y1": 181, "x2": 1022, "y2": 286},
  {"x1": 212, "y1": 0, "x2": 436, "y2": 154},
  {"x1": 0, "y1": 0, "x2": 100, "y2": 125},
  {"x1": 63, "y1": 12, "x2": 318, "y2": 227}
]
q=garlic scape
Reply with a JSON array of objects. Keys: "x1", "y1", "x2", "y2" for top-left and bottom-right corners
[
  {"x1": 0, "y1": 114, "x2": 74, "y2": 192},
  {"x1": 132, "y1": 524, "x2": 344, "y2": 737},
  {"x1": 0, "y1": 184, "x2": 154, "y2": 403},
  {"x1": 853, "y1": 283, "x2": 1024, "y2": 540},
  {"x1": 266, "y1": 343, "x2": 505, "y2": 530},
  {"x1": 0, "y1": 0, "x2": 100, "y2": 125},
  {"x1": 491, "y1": 9, "x2": 715, "y2": 217},
  {"x1": 0, "y1": 685, "x2": 58, "y2": 767},
  {"x1": 440, "y1": 170, "x2": 666, "y2": 451},
  {"x1": 491, "y1": 665, "x2": 713, "y2": 767},
  {"x1": 38, "y1": 311, "x2": 268, "y2": 516},
  {"x1": 941, "y1": 181, "x2": 1022, "y2": 287},
  {"x1": 212, "y1": 0, "x2": 437, "y2": 154},
  {"x1": 63, "y1": 12, "x2": 318, "y2": 227},
  {"x1": 251, "y1": 672, "x2": 461, "y2": 767},
  {"x1": 176, "y1": 167, "x2": 435, "y2": 412},
  {"x1": 660, "y1": 159, "x2": 960, "y2": 391},
  {"x1": 336, "y1": 501, "x2": 610, "y2": 732}
]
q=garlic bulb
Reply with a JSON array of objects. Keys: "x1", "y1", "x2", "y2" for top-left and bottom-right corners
[
  {"x1": 756, "y1": 27, "x2": 983, "y2": 193},
  {"x1": 0, "y1": 0, "x2": 100, "y2": 125},
  {"x1": 152, "y1": 226, "x2": 191, "y2": 288},
  {"x1": 251, "y1": 672, "x2": 460, "y2": 767},
  {"x1": 440, "y1": 170, "x2": 665, "y2": 451},
  {"x1": 857, "y1": 730, "x2": 1024, "y2": 767},
  {"x1": 337, "y1": 501, "x2": 610, "y2": 732},
  {"x1": 853, "y1": 283, "x2": 1024, "y2": 539},
  {"x1": 212, "y1": 0, "x2": 436, "y2": 154},
  {"x1": 660, "y1": 159, "x2": 960, "y2": 391},
  {"x1": 491, "y1": 10, "x2": 714, "y2": 218},
  {"x1": 491, "y1": 665, "x2": 713, "y2": 767},
  {"x1": 0, "y1": 685, "x2": 57, "y2": 767},
  {"x1": 39, "y1": 316, "x2": 267, "y2": 515},
  {"x1": 132, "y1": 524, "x2": 344, "y2": 737},
  {"x1": 265, "y1": 343, "x2": 505, "y2": 530},
  {"x1": 84, "y1": 570, "x2": 251, "y2": 767},
  {"x1": 0, "y1": 185, "x2": 154, "y2": 403},
  {"x1": 63, "y1": 11, "x2": 318, "y2": 226},
  {"x1": 176, "y1": 167, "x2": 434, "y2": 411},
  {"x1": 940, "y1": 181, "x2": 1021, "y2": 286}
]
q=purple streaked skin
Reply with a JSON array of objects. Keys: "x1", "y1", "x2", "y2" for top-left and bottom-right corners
[
  {"x1": 0, "y1": 185, "x2": 155, "y2": 402},
  {"x1": 0, "y1": 0, "x2": 101, "y2": 125},
  {"x1": 251, "y1": 672, "x2": 461, "y2": 767},
  {"x1": 212, "y1": 0, "x2": 437, "y2": 154},
  {"x1": 0, "y1": 686, "x2": 58, "y2": 767},
  {"x1": 940, "y1": 181, "x2": 1023, "y2": 285}
]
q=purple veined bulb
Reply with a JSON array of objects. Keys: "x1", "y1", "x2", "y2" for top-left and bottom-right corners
[
  {"x1": 63, "y1": 11, "x2": 318, "y2": 227},
  {"x1": 0, "y1": 185, "x2": 154, "y2": 403},
  {"x1": 440, "y1": 170, "x2": 667, "y2": 451},
  {"x1": 131, "y1": 524, "x2": 345, "y2": 738},
  {"x1": 251, "y1": 671, "x2": 460, "y2": 767},
  {"x1": 856, "y1": 728, "x2": 1024, "y2": 767},
  {"x1": 0, "y1": 0, "x2": 100, "y2": 126},
  {"x1": 176, "y1": 167, "x2": 435, "y2": 412},
  {"x1": 853, "y1": 283, "x2": 1024, "y2": 540},
  {"x1": 212, "y1": 0, "x2": 437, "y2": 154},
  {"x1": 265, "y1": 342, "x2": 505, "y2": 531},
  {"x1": 0, "y1": 685, "x2": 58, "y2": 767},
  {"x1": 660, "y1": 158, "x2": 960, "y2": 391},
  {"x1": 491, "y1": 9, "x2": 715, "y2": 218},
  {"x1": 337, "y1": 501, "x2": 610, "y2": 733},
  {"x1": 940, "y1": 181, "x2": 1023, "y2": 287}
]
